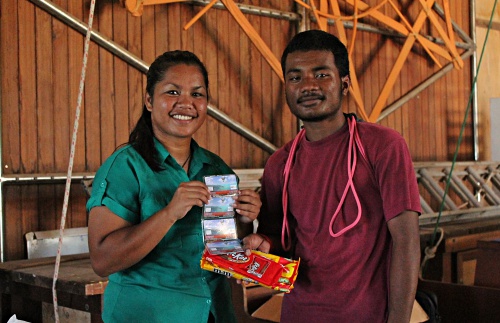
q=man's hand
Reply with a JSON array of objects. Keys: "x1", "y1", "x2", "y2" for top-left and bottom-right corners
[{"x1": 241, "y1": 233, "x2": 271, "y2": 254}]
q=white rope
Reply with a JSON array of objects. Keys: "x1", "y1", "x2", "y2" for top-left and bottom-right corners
[
  {"x1": 419, "y1": 227, "x2": 444, "y2": 280},
  {"x1": 52, "y1": 1, "x2": 97, "y2": 321}
]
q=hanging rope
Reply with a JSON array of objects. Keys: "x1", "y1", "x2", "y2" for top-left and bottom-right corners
[
  {"x1": 421, "y1": 0, "x2": 498, "y2": 278},
  {"x1": 52, "y1": 1, "x2": 97, "y2": 322}
]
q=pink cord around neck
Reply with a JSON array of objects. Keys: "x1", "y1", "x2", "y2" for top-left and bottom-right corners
[{"x1": 281, "y1": 116, "x2": 367, "y2": 250}]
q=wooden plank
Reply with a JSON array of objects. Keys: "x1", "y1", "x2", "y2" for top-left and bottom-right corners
[
  {"x1": 260, "y1": 14, "x2": 273, "y2": 148},
  {"x1": 382, "y1": 3, "x2": 397, "y2": 133},
  {"x1": 278, "y1": 18, "x2": 294, "y2": 158},
  {"x1": 0, "y1": 256, "x2": 107, "y2": 297},
  {"x1": 141, "y1": 2, "x2": 157, "y2": 64},
  {"x1": 167, "y1": 3, "x2": 181, "y2": 50},
  {"x1": 155, "y1": 4, "x2": 169, "y2": 55},
  {"x1": 98, "y1": 4, "x2": 116, "y2": 161},
  {"x1": 18, "y1": 0, "x2": 38, "y2": 173},
  {"x1": 68, "y1": 0, "x2": 86, "y2": 173},
  {"x1": 17, "y1": 2, "x2": 37, "y2": 172},
  {"x1": 216, "y1": 7, "x2": 231, "y2": 163},
  {"x1": 83, "y1": 34, "x2": 102, "y2": 170},
  {"x1": 441, "y1": 252, "x2": 452, "y2": 282},
  {"x1": 69, "y1": 183, "x2": 89, "y2": 228},
  {"x1": 191, "y1": 4, "x2": 208, "y2": 148},
  {"x1": 22, "y1": 185, "x2": 41, "y2": 253},
  {"x1": 4, "y1": 186, "x2": 24, "y2": 261},
  {"x1": 127, "y1": 3, "x2": 144, "y2": 132},
  {"x1": 53, "y1": 2, "x2": 71, "y2": 172},
  {"x1": 228, "y1": 12, "x2": 242, "y2": 167},
  {"x1": 434, "y1": 31, "x2": 446, "y2": 160},
  {"x1": 180, "y1": 3, "x2": 194, "y2": 52},
  {"x1": 204, "y1": 8, "x2": 220, "y2": 155},
  {"x1": 248, "y1": 0, "x2": 264, "y2": 167},
  {"x1": 445, "y1": 230, "x2": 500, "y2": 253},
  {"x1": 36, "y1": 5, "x2": 55, "y2": 172},
  {"x1": 270, "y1": 15, "x2": 283, "y2": 148},
  {"x1": 0, "y1": 254, "x2": 90, "y2": 272},
  {"x1": 38, "y1": 184, "x2": 58, "y2": 232},
  {"x1": 113, "y1": 3, "x2": 130, "y2": 148},
  {"x1": 1, "y1": 0, "x2": 21, "y2": 174},
  {"x1": 456, "y1": 249, "x2": 477, "y2": 285},
  {"x1": 475, "y1": 238, "x2": 500, "y2": 288}
]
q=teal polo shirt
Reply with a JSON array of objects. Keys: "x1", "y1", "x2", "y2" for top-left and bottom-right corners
[{"x1": 87, "y1": 139, "x2": 236, "y2": 323}]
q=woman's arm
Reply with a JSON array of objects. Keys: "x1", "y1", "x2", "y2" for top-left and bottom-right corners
[{"x1": 88, "y1": 181, "x2": 211, "y2": 277}]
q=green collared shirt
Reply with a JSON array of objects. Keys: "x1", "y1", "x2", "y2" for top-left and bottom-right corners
[{"x1": 87, "y1": 139, "x2": 236, "y2": 323}]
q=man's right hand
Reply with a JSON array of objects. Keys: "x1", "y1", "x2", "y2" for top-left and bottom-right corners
[{"x1": 241, "y1": 233, "x2": 271, "y2": 255}]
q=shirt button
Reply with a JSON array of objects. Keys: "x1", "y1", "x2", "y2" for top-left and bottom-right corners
[
  {"x1": 206, "y1": 299, "x2": 211, "y2": 304},
  {"x1": 201, "y1": 277, "x2": 206, "y2": 282},
  {"x1": 100, "y1": 182, "x2": 105, "y2": 187}
]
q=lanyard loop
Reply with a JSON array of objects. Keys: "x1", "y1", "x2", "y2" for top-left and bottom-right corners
[{"x1": 281, "y1": 115, "x2": 367, "y2": 250}]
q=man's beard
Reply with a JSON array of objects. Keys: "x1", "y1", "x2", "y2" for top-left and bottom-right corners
[{"x1": 294, "y1": 103, "x2": 342, "y2": 123}]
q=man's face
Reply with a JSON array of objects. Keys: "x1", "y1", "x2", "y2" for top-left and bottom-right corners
[{"x1": 284, "y1": 50, "x2": 349, "y2": 123}]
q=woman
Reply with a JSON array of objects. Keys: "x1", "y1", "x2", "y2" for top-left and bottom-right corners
[{"x1": 87, "y1": 50, "x2": 261, "y2": 323}]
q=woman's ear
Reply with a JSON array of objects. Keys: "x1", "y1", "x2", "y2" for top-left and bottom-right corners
[{"x1": 145, "y1": 93, "x2": 153, "y2": 112}]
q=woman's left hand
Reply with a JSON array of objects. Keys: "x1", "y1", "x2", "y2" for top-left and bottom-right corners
[{"x1": 233, "y1": 189, "x2": 261, "y2": 223}]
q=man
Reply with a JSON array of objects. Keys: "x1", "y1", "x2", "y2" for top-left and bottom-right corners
[{"x1": 242, "y1": 30, "x2": 421, "y2": 322}]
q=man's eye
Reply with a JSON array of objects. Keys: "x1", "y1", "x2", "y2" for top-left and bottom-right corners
[
  {"x1": 288, "y1": 76, "x2": 300, "y2": 82},
  {"x1": 167, "y1": 90, "x2": 179, "y2": 95},
  {"x1": 192, "y1": 92, "x2": 204, "y2": 97},
  {"x1": 316, "y1": 73, "x2": 328, "y2": 78}
]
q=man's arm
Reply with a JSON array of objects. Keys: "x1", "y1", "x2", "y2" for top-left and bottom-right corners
[{"x1": 387, "y1": 210, "x2": 420, "y2": 323}]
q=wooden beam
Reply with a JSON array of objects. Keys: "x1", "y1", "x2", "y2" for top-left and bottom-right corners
[
  {"x1": 369, "y1": 0, "x2": 436, "y2": 122},
  {"x1": 219, "y1": 0, "x2": 284, "y2": 83},
  {"x1": 328, "y1": 0, "x2": 368, "y2": 120}
]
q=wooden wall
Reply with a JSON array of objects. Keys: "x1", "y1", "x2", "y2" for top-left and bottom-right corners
[
  {"x1": 476, "y1": 0, "x2": 500, "y2": 161},
  {"x1": 0, "y1": 0, "x2": 477, "y2": 260}
]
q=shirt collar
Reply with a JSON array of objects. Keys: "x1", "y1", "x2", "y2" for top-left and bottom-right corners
[{"x1": 153, "y1": 137, "x2": 215, "y2": 171}]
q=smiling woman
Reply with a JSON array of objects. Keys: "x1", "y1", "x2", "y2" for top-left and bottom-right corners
[
  {"x1": 86, "y1": 50, "x2": 262, "y2": 323},
  {"x1": 145, "y1": 62, "x2": 209, "y2": 168}
]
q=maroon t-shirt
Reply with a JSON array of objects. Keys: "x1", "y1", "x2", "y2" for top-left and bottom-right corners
[{"x1": 257, "y1": 119, "x2": 421, "y2": 322}]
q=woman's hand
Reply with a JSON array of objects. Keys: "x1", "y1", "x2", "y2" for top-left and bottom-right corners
[
  {"x1": 233, "y1": 189, "x2": 262, "y2": 223},
  {"x1": 164, "y1": 181, "x2": 211, "y2": 222}
]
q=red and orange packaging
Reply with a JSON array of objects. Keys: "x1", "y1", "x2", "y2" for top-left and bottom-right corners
[{"x1": 200, "y1": 249, "x2": 300, "y2": 293}]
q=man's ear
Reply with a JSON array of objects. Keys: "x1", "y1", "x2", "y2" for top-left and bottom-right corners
[
  {"x1": 145, "y1": 93, "x2": 153, "y2": 111},
  {"x1": 341, "y1": 76, "x2": 350, "y2": 95}
]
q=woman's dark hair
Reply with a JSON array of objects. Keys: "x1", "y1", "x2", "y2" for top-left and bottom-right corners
[
  {"x1": 281, "y1": 30, "x2": 350, "y2": 79},
  {"x1": 128, "y1": 50, "x2": 209, "y2": 171}
]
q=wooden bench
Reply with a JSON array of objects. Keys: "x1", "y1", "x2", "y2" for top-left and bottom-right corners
[{"x1": 0, "y1": 254, "x2": 106, "y2": 323}]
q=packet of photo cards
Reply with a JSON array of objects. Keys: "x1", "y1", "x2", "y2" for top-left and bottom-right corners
[
  {"x1": 203, "y1": 195, "x2": 236, "y2": 218},
  {"x1": 202, "y1": 174, "x2": 243, "y2": 255},
  {"x1": 204, "y1": 174, "x2": 238, "y2": 196}
]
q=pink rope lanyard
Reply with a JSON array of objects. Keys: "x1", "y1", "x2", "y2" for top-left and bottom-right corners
[{"x1": 281, "y1": 116, "x2": 367, "y2": 250}]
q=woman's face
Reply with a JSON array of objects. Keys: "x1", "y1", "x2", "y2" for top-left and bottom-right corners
[{"x1": 145, "y1": 63, "x2": 208, "y2": 142}]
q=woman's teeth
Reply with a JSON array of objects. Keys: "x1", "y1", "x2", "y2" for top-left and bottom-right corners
[{"x1": 172, "y1": 115, "x2": 193, "y2": 120}]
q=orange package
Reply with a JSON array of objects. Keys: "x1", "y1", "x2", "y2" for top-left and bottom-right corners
[{"x1": 200, "y1": 249, "x2": 300, "y2": 293}]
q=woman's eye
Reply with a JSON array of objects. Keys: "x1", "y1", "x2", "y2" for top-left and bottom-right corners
[{"x1": 167, "y1": 90, "x2": 179, "y2": 95}]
